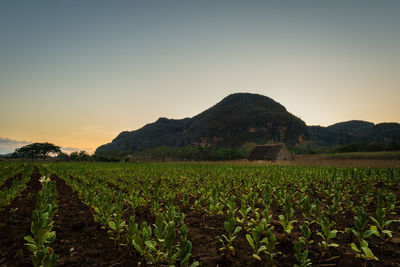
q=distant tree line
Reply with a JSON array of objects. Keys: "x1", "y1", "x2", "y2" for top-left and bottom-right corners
[
  {"x1": 329, "y1": 140, "x2": 400, "y2": 153},
  {"x1": 94, "y1": 145, "x2": 249, "y2": 162},
  {"x1": 292, "y1": 139, "x2": 400, "y2": 155},
  {"x1": 9, "y1": 139, "x2": 400, "y2": 162},
  {"x1": 133, "y1": 146, "x2": 245, "y2": 161},
  {"x1": 9, "y1": 142, "x2": 247, "y2": 162}
]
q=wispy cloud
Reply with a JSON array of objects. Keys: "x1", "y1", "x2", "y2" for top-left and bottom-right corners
[
  {"x1": 61, "y1": 147, "x2": 82, "y2": 152},
  {"x1": 0, "y1": 137, "x2": 31, "y2": 154},
  {"x1": 0, "y1": 137, "x2": 93, "y2": 155}
]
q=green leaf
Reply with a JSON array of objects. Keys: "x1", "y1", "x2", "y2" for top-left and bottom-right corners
[
  {"x1": 246, "y1": 234, "x2": 255, "y2": 250},
  {"x1": 286, "y1": 223, "x2": 294, "y2": 233},
  {"x1": 190, "y1": 261, "x2": 200, "y2": 267},
  {"x1": 361, "y1": 246, "x2": 378, "y2": 261},
  {"x1": 252, "y1": 253, "x2": 262, "y2": 261},
  {"x1": 369, "y1": 225, "x2": 380, "y2": 236},
  {"x1": 224, "y1": 221, "x2": 232, "y2": 234},
  {"x1": 132, "y1": 240, "x2": 143, "y2": 253},
  {"x1": 145, "y1": 240, "x2": 156, "y2": 251},
  {"x1": 328, "y1": 230, "x2": 337, "y2": 239},
  {"x1": 383, "y1": 220, "x2": 393, "y2": 228},
  {"x1": 108, "y1": 221, "x2": 116, "y2": 231},
  {"x1": 257, "y1": 245, "x2": 267, "y2": 254},
  {"x1": 350, "y1": 243, "x2": 360, "y2": 253},
  {"x1": 24, "y1": 235, "x2": 35, "y2": 243},
  {"x1": 233, "y1": 226, "x2": 242, "y2": 235},
  {"x1": 364, "y1": 230, "x2": 375, "y2": 238},
  {"x1": 316, "y1": 232, "x2": 325, "y2": 240},
  {"x1": 24, "y1": 243, "x2": 37, "y2": 252},
  {"x1": 47, "y1": 231, "x2": 56, "y2": 243},
  {"x1": 360, "y1": 239, "x2": 369, "y2": 249},
  {"x1": 382, "y1": 230, "x2": 393, "y2": 238},
  {"x1": 370, "y1": 217, "x2": 380, "y2": 226}
]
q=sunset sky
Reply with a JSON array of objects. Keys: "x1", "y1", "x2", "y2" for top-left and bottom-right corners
[{"x1": 1, "y1": 0, "x2": 400, "y2": 154}]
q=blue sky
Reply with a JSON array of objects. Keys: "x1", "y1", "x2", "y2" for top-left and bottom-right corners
[{"x1": 1, "y1": 0, "x2": 399, "y2": 153}]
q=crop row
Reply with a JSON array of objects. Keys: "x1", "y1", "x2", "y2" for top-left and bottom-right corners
[
  {"x1": 44, "y1": 162, "x2": 400, "y2": 265},
  {"x1": 24, "y1": 171, "x2": 58, "y2": 267},
  {"x1": 0, "y1": 163, "x2": 34, "y2": 211}
]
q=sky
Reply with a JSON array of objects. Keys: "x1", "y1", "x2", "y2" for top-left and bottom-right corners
[{"x1": 1, "y1": 0, "x2": 399, "y2": 154}]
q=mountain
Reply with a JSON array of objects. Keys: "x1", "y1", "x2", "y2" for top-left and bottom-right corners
[
  {"x1": 96, "y1": 93, "x2": 309, "y2": 153},
  {"x1": 96, "y1": 93, "x2": 400, "y2": 155},
  {"x1": 308, "y1": 120, "x2": 400, "y2": 146}
]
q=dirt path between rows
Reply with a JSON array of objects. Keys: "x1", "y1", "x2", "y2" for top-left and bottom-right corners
[
  {"x1": 0, "y1": 167, "x2": 41, "y2": 267},
  {"x1": 51, "y1": 175, "x2": 139, "y2": 266}
]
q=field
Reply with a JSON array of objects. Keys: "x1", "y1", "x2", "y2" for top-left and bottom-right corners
[{"x1": 1, "y1": 161, "x2": 400, "y2": 267}]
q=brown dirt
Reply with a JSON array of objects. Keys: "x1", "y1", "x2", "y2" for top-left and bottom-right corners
[
  {"x1": 288, "y1": 155, "x2": 400, "y2": 168},
  {"x1": 0, "y1": 167, "x2": 40, "y2": 266},
  {"x1": 51, "y1": 175, "x2": 140, "y2": 266},
  {"x1": 187, "y1": 155, "x2": 400, "y2": 168}
]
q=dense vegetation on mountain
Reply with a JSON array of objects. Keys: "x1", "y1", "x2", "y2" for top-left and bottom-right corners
[
  {"x1": 308, "y1": 120, "x2": 400, "y2": 147},
  {"x1": 96, "y1": 93, "x2": 309, "y2": 154},
  {"x1": 96, "y1": 93, "x2": 400, "y2": 157}
]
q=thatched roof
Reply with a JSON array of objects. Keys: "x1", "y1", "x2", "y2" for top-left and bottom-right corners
[{"x1": 248, "y1": 144, "x2": 294, "y2": 161}]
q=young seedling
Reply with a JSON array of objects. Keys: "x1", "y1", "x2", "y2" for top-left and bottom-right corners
[
  {"x1": 369, "y1": 206, "x2": 398, "y2": 241},
  {"x1": 299, "y1": 222, "x2": 313, "y2": 246},
  {"x1": 294, "y1": 241, "x2": 312, "y2": 267},
  {"x1": 300, "y1": 195, "x2": 316, "y2": 223},
  {"x1": 130, "y1": 220, "x2": 157, "y2": 265},
  {"x1": 93, "y1": 193, "x2": 115, "y2": 228},
  {"x1": 385, "y1": 188, "x2": 397, "y2": 214},
  {"x1": 345, "y1": 207, "x2": 378, "y2": 261},
  {"x1": 316, "y1": 213, "x2": 338, "y2": 255},
  {"x1": 246, "y1": 218, "x2": 277, "y2": 262},
  {"x1": 279, "y1": 193, "x2": 297, "y2": 234},
  {"x1": 107, "y1": 193, "x2": 126, "y2": 245},
  {"x1": 218, "y1": 203, "x2": 242, "y2": 256},
  {"x1": 236, "y1": 199, "x2": 251, "y2": 226}
]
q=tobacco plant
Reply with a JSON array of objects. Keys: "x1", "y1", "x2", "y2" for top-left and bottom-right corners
[
  {"x1": 218, "y1": 203, "x2": 242, "y2": 256},
  {"x1": 93, "y1": 192, "x2": 115, "y2": 228},
  {"x1": 369, "y1": 192, "x2": 398, "y2": 241},
  {"x1": 107, "y1": 192, "x2": 126, "y2": 245},
  {"x1": 279, "y1": 193, "x2": 297, "y2": 234},
  {"x1": 299, "y1": 222, "x2": 313, "y2": 246},
  {"x1": 236, "y1": 198, "x2": 251, "y2": 226},
  {"x1": 294, "y1": 241, "x2": 312, "y2": 267},
  {"x1": 300, "y1": 195, "x2": 316, "y2": 223},
  {"x1": 345, "y1": 207, "x2": 378, "y2": 261},
  {"x1": 316, "y1": 213, "x2": 338, "y2": 255},
  {"x1": 246, "y1": 217, "x2": 277, "y2": 262},
  {"x1": 24, "y1": 177, "x2": 58, "y2": 267}
]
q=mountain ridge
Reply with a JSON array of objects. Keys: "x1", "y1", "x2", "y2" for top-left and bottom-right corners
[
  {"x1": 96, "y1": 93, "x2": 400, "y2": 154},
  {"x1": 96, "y1": 93, "x2": 309, "y2": 153}
]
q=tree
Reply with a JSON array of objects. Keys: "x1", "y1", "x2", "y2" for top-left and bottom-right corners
[
  {"x1": 13, "y1": 142, "x2": 61, "y2": 159},
  {"x1": 69, "y1": 150, "x2": 91, "y2": 161}
]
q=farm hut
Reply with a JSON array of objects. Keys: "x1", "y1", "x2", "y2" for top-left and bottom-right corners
[
  {"x1": 248, "y1": 144, "x2": 294, "y2": 161},
  {"x1": 124, "y1": 155, "x2": 136, "y2": 162}
]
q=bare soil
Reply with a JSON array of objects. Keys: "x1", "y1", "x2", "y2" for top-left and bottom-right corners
[
  {"x1": 0, "y1": 167, "x2": 40, "y2": 266},
  {"x1": 205, "y1": 155, "x2": 400, "y2": 168}
]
